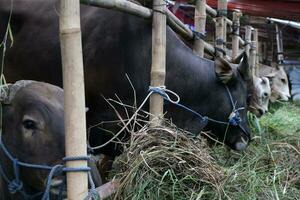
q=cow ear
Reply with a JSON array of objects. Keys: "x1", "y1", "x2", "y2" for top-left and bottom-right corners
[
  {"x1": 237, "y1": 52, "x2": 251, "y2": 81},
  {"x1": 215, "y1": 56, "x2": 234, "y2": 84},
  {"x1": 0, "y1": 84, "x2": 13, "y2": 104}
]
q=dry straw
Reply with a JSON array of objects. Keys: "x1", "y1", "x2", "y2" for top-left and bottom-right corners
[{"x1": 111, "y1": 121, "x2": 225, "y2": 200}]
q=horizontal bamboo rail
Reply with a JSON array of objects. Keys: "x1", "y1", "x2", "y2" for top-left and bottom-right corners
[
  {"x1": 205, "y1": 4, "x2": 232, "y2": 26},
  {"x1": 80, "y1": 0, "x2": 152, "y2": 18},
  {"x1": 80, "y1": 0, "x2": 246, "y2": 61}
]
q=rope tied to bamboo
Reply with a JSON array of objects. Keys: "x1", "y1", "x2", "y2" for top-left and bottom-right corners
[
  {"x1": 193, "y1": 30, "x2": 206, "y2": 40},
  {"x1": 217, "y1": 9, "x2": 227, "y2": 17},
  {"x1": 214, "y1": 46, "x2": 227, "y2": 56}
]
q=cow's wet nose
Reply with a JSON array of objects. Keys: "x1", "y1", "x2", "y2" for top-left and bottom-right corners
[
  {"x1": 258, "y1": 109, "x2": 264, "y2": 116},
  {"x1": 234, "y1": 137, "x2": 249, "y2": 151}
]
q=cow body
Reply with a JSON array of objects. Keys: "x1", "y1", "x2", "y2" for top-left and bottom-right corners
[
  {"x1": 0, "y1": 81, "x2": 102, "y2": 199},
  {"x1": 0, "y1": 0, "x2": 251, "y2": 152}
]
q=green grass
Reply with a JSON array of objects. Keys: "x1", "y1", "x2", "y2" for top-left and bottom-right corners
[{"x1": 211, "y1": 102, "x2": 300, "y2": 200}]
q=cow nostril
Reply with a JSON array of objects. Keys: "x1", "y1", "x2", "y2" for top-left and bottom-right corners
[{"x1": 258, "y1": 109, "x2": 264, "y2": 116}]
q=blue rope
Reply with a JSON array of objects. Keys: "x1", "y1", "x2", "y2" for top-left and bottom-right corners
[
  {"x1": 0, "y1": 136, "x2": 97, "y2": 200},
  {"x1": 148, "y1": 86, "x2": 243, "y2": 126},
  {"x1": 148, "y1": 86, "x2": 251, "y2": 138}
]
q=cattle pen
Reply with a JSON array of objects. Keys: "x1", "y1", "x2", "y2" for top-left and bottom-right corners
[{"x1": 0, "y1": 0, "x2": 299, "y2": 200}]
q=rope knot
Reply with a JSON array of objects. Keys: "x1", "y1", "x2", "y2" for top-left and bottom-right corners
[
  {"x1": 228, "y1": 110, "x2": 242, "y2": 126},
  {"x1": 8, "y1": 179, "x2": 23, "y2": 194},
  {"x1": 148, "y1": 86, "x2": 180, "y2": 104}
]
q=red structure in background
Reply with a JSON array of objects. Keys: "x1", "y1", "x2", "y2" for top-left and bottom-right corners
[
  {"x1": 207, "y1": 0, "x2": 300, "y2": 21},
  {"x1": 170, "y1": 0, "x2": 300, "y2": 26}
]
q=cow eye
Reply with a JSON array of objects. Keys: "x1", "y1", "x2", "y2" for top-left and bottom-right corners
[
  {"x1": 263, "y1": 92, "x2": 269, "y2": 98},
  {"x1": 281, "y1": 79, "x2": 286, "y2": 83},
  {"x1": 23, "y1": 119, "x2": 37, "y2": 130}
]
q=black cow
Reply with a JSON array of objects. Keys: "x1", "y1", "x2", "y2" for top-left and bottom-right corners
[
  {"x1": 0, "y1": 81, "x2": 102, "y2": 199},
  {"x1": 0, "y1": 0, "x2": 253, "y2": 153}
]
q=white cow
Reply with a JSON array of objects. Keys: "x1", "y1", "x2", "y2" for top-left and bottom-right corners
[
  {"x1": 249, "y1": 76, "x2": 271, "y2": 116},
  {"x1": 233, "y1": 53, "x2": 271, "y2": 117},
  {"x1": 259, "y1": 63, "x2": 291, "y2": 102}
]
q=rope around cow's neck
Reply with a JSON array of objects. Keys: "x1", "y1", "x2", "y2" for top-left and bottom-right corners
[
  {"x1": 91, "y1": 84, "x2": 250, "y2": 150},
  {"x1": 0, "y1": 133, "x2": 98, "y2": 200},
  {"x1": 148, "y1": 85, "x2": 251, "y2": 139}
]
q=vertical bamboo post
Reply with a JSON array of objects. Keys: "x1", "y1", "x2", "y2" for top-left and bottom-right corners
[
  {"x1": 149, "y1": 0, "x2": 166, "y2": 126},
  {"x1": 232, "y1": 12, "x2": 241, "y2": 60},
  {"x1": 263, "y1": 42, "x2": 268, "y2": 62},
  {"x1": 250, "y1": 29, "x2": 257, "y2": 77},
  {"x1": 275, "y1": 24, "x2": 284, "y2": 64},
  {"x1": 254, "y1": 29, "x2": 259, "y2": 76},
  {"x1": 215, "y1": 0, "x2": 227, "y2": 57},
  {"x1": 220, "y1": 1, "x2": 227, "y2": 51},
  {"x1": 245, "y1": 25, "x2": 252, "y2": 57},
  {"x1": 193, "y1": 0, "x2": 206, "y2": 57},
  {"x1": 59, "y1": 0, "x2": 88, "y2": 199}
]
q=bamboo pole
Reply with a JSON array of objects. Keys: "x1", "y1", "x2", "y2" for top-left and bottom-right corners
[
  {"x1": 206, "y1": 4, "x2": 217, "y2": 17},
  {"x1": 253, "y1": 29, "x2": 259, "y2": 76},
  {"x1": 149, "y1": 0, "x2": 166, "y2": 126},
  {"x1": 219, "y1": 0, "x2": 228, "y2": 52},
  {"x1": 79, "y1": 0, "x2": 219, "y2": 58},
  {"x1": 250, "y1": 29, "x2": 257, "y2": 77},
  {"x1": 193, "y1": 0, "x2": 206, "y2": 57},
  {"x1": 215, "y1": 17, "x2": 224, "y2": 57},
  {"x1": 205, "y1": 4, "x2": 232, "y2": 26},
  {"x1": 245, "y1": 25, "x2": 252, "y2": 57},
  {"x1": 275, "y1": 24, "x2": 284, "y2": 64},
  {"x1": 232, "y1": 12, "x2": 241, "y2": 60},
  {"x1": 59, "y1": 0, "x2": 88, "y2": 199},
  {"x1": 95, "y1": 180, "x2": 119, "y2": 199},
  {"x1": 215, "y1": 0, "x2": 227, "y2": 57},
  {"x1": 80, "y1": 0, "x2": 152, "y2": 18}
]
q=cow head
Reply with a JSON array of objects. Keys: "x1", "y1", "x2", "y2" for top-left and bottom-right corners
[
  {"x1": 214, "y1": 53, "x2": 252, "y2": 151},
  {"x1": 231, "y1": 52, "x2": 270, "y2": 117},
  {"x1": 0, "y1": 81, "x2": 65, "y2": 194},
  {"x1": 248, "y1": 76, "x2": 271, "y2": 117},
  {"x1": 266, "y1": 66, "x2": 291, "y2": 102}
]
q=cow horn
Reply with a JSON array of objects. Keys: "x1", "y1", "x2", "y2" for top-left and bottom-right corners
[
  {"x1": 0, "y1": 80, "x2": 36, "y2": 104},
  {"x1": 0, "y1": 84, "x2": 13, "y2": 104}
]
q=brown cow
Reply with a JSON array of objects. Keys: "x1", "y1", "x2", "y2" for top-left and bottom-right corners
[{"x1": 0, "y1": 80, "x2": 102, "y2": 200}]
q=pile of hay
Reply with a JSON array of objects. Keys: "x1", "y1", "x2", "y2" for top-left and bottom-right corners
[{"x1": 111, "y1": 123, "x2": 225, "y2": 200}]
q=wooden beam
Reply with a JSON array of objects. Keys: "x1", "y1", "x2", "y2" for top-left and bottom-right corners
[
  {"x1": 149, "y1": 0, "x2": 166, "y2": 125},
  {"x1": 59, "y1": 0, "x2": 88, "y2": 199}
]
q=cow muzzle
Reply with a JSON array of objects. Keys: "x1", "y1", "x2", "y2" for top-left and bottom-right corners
[{"x1": 234, "y1": 136, "x2": 249, "y2": 151}]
